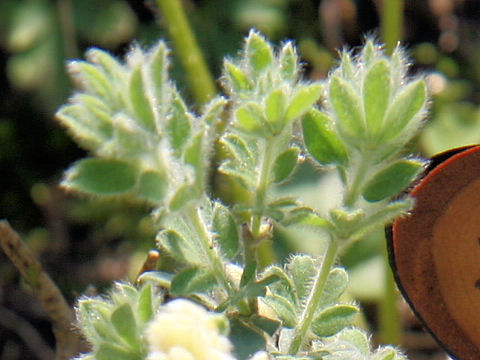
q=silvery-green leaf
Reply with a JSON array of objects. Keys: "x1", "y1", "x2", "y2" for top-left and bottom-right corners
[
  {"x1": 171, "y1": 267, "x2": 217, "y2": 296},
  {"x1": 129, "y1": 66, "x2": 156, "y2": 132},
  {"x1": 279, "y1": 42, "x2": 298, "y2": 80},
  {"x1": 302, "y1": 109, "x2": 348, "y2": 166},
  {"x1": 382, "y1": 79, "x2": 427, "y2": 141},
  {"x1": 318, "y1": 268, "x2": 349, "y2": 308},
  {"x1": 157, "y1": 228, "x2": 202, "y2": 265},
  {"x1": 364, "y1": 60, "x2": 391, "y2": 138},
  {"x1": 137, "y1": 170, "x2": 167, "y2": 204},
  {"x1": 96, "y1": 343, "x2": 138, "y2": 360},
  {"x1": 329, "y1": 76, "x2": 365, "y2": 140},
  {"x1": 311, "y1": 304, "x2": 359, "y2": 337},
  {"x1": 273, "y1": 147, "x2": 299, "y2": 183},
  {"x1": 110, "y1": 303, "x2": 139, "y2": 348},
  {"x1": 236, "y1": 103, "x2": 266, "y2": 135},
  {"x1": 263, "y1": 295, "x2": 297, "y2": 328},
  {"x1": 225, "y1": 61, "x2": 252, "y2": 92},
  {"x1": 288, "y1": 255, "x2": 316, "y2": 303},
  {"x1": 213, "y1": 202, "x2": 239, "y2": 260},
  {"x1": 137, "y1": 284, "x2": 153, "y2": 323},
  {"x1": 285, "y1": 84, "x2": 322, "y2": 121},
  {"x1": 62, "y1": 158, "x2": 138, "y2": 196},
  {"x1": 265, "y1": 89, "x2": 287, "y2": 132},
  {"x1": 362, "y1": 159, "x2": 423, "y2": 202},
  {"x1": 168, "y1": 184, "x2": 199, "y2": 211},
  {"x1": 167, "y1": 94, "x2": 191, "y2": 157},
  {"x1": 68, "y1": 61, "x2": 113, "y2": 101},
  {"x1": 245, "y1": 31, "x2": 273, "y2": 74}
]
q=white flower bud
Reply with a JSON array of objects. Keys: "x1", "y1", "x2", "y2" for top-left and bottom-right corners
[{"x1": 146, "y1": 299, "x2": 235, "y2": 360}]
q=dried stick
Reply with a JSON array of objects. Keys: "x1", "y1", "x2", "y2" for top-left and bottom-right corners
[{"x1": 0, "y1": 220, "x2": 81, "y2": 360}]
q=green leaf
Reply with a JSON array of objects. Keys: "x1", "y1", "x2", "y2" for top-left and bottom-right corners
[
  {"x1": 364, "y1": 60, "x2": 391, "y2": 138},
  {"x1": 157, "y1": 229, "x2": 202, "y2": 265},
  {"x1": 137, "y1": 171, "x2": 167, "y2": 204},
  {"x1": 311, "y1": 304, "x2": 359, "y2": 337},
  {"x1": 282, "y1": 207, "x2": 332, "y2": 229},
  {"x1": 86, "y1": 48, "x2": 126, "y2": 86},
  {"x1": 110, "y1": 303, "x2": 138, "y2": 348},
  {"x1": 219, "y1": 160, "x2": 256, "y2": 190},
  {"x1": 288, "y1": 255, "x2": 316, "y2": 303},
  {"x1": 249, "y1": 314, "x2": 281, "y2": 336},
  {"x1": 273, "y1": 147, "x2": 299, "y2": 183},
  {"x1": 362, "y1": 159, "x2": 423, "y2": 202},
  {"x1": 265, "y1": 89, "x2": 287, "y2": 132},
  {"x1": 56, "y1": 104, "x2": 106, "y2": 150},
  {"x1": 336, "y1": 328, "x2": 370, "y2": 354},
  {"x1": 202, "y1": 96, "x2": 227, "y2": 125},
  {"x1": 167, "y1": 95, "x2": 191, "y2": 157},
  {"x1": 362, "y1": 40, "x2": 376, "y2": 66},
  {"x1": 302, "y1": 110, "x2": 348, "y2": 165},
  {"x1": 171, "y1": 267, "x2": 217, "y2": 296},
  {"x1": 63, "y1": 158, "x2": 138, "y2": 196},
  {"x1": 285, "y1": 84, "x2": 322, "y2": 121},
  {"x1": 329, "y1": 76, "x2": 365, "y2": 140},
  {"x1": 137, "y1": 284, "x2": 153, "y2": 323},
  {"x1": 67, "y1": 61, "x2": 113, "y2": 101},
  {"x1": 383, "y1": 79, "x2": 427, "y2": 141},
  {"x1": 318, "y1": 268, "x2": 349, "y2": 308},
  {"x1": 136, "y1": 271, "x2": 173, "y2": 289},
  {"x1": 129, "y1": 67, "x2": 155, "y2": 132},
  {"x1": 236, "y1": 103, "x2": 266, "y2": 134},
  {"x1": 184, "y1": 132, "x2": 204, "y2": 179},
  {"x1": 169, "y1": 184, "x2": 199, "y2": 211},
  {"x1": 96, "y1": 343, "x2": 139, "y2": 360},
  {"x1": 220, "y1": 133, "x2": 255, "y2": 166},
  {"x1": 340, "y1": 52, "x2": 354, "y2": 80},
  {"x1": 225, "y1": 61, "x2": 252, "y2": 92},
  {"x1": 279, "y1": 42, "x2": 298, "y2": 80},
  {"x1": 264, "y1": 295, "x2": 297, "y2": 327},
  {"x1": 246, "y1": 31, "x2": 273, "y2": 74},
  {"x1": 148, "y1": 41, "x2": 168, "y2": 101},
  {"x1": 213, "y1": 202, "x2": 239, "y2": 260}
]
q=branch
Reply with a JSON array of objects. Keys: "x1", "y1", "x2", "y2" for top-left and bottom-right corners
[{"x1": 0, "y1": 220, "x2": 81, "y2": 360}]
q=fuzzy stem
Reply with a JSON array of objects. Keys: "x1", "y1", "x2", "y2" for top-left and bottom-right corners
[
  {"x1": 381, "y1": 0, "x2": 404, "y2": 54},
  {"x1": 343, "y1": 155, "x2": 371, "y2": 208},
  {"x1": 155, "y1": 0, "x2": 216, "y2": 104},
  {"x1": 186, "y1": 205, "x2": 232, "y2": 294},
  {"x1": 250, "y1": 139, "x2": 277, "y2": 268},
  {"x1": 288, "y1": 237, "x2": 339, "y2": 354}
]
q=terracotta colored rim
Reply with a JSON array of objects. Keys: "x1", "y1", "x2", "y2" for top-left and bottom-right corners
[{"x1": 388, "y1": 145, "x2": 480, "y2": 360}]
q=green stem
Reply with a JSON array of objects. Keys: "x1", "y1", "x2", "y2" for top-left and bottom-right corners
[
  {"x1": 250, "y1": 140, "x2": 276, "y2": 268},
  {"x1": 344, "y1": 156, "x2": 370, "y2": 208},
  {"x1": 288, "y1": 237, "x2": 338, "y2": 354},
  {"x1": 155, "y1": 0, "x2": 216, "y2": 104},
  {"x1": 379, "y1": 233, "x2": 401, "y2": 345},
  {"x1": 187, "y1": 205, "x2": 232, "y2": 294},
  {"x1": 381, "y1": 0, "x2": 404, "y2": 54}
]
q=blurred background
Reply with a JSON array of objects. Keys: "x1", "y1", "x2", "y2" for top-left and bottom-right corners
[{"x1": 1, "y1": 0, "x2": 480, "y2": 359}]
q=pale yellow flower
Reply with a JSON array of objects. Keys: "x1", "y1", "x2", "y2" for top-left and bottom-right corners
[{"x1": 146, "y1": 299, "x2": 235, "y2": 360}]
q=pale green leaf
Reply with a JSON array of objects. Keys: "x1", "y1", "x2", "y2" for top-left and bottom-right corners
[
  {"x1": 110, "y1": 303, "x2": 138, "y2": 348},
  {"x1": 129, "y1": 67, "x2": 155, "y2": 132},
  {"x1": 168, "y1": 184, "x2": 199, "y2": 211},
  {"x1": 265, "y1": 89, "x2": 287, "y2": 132},
  {"x1": 167, "y1": 95, "x2": 191, "y2": 157},
  {"x1": 383, "y1": 79, "x2": 427, "y2": 141},
  {"x1": 225, "y1": 61, "x2": 252, "y2": 92},
  {"x1": 171, "y1": 267, "x2": 217, "y2": 295},
  {"x1": 96, "y1": 343, "x2": 138, "y2": 360},
  {"x1": 67, "y1": 61, "x2": 113, "y2": 101},
  {"x1": 236, "y1": 103, "x2": 265, "y2": 134},
  {"x1": 246, "y1": 31, "x2": 273, "y2": 74},
  {"x1": 311, "y1": 304, "x2": 359, "y2": 337},
  {"x1": 318, "y1": 268, "x2": 349, "y2": 308},
  {"x1": 302, "y1": 110, "x2": 348, "y2": 165},
  {"x1": 264, "y1": 295, "x2": 297, "y2": 328},
  {"x1": 362, "y1": 159, "x2": 423, "y2": 202},
  {"x1": 137, "y1": 284, "x2": 153, "y2": 324},
  {"x1": 273, "y1": 147, "x2": 299, "y2": 183},
  {"x1": 285, "y1": 84, "x2": 322, "y2": 121},
  {"x1": 137, "y1": 170, "x2": 167, "y2": 204},
  {"x1": 157, "y1": 229, "x2": 202, "y2": 265},
  {"x1": 63, "y1": 158, "x2": 138, "y2": 195},
  {"x1": 288, "y1": 255, "x2": 316, "y2": 303},
  {"x1": 329, "y1": 76, "x2": 365, "y2": 140},
  {"x1": 279, "y1": 42, "x2": 298, "y2": 80},
  {"x1": 148, "y1": 41, "x2": 168, "y2": 101},
  {"x1": 364, "y1": 60, "x2": 391, "y2": 137},
  {"x1": 213, "y1": 202, "x2": 239, "y2": 260}
]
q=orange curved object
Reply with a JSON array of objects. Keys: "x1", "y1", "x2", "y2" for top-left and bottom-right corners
[{"x1": 390, "y1": 145, "x2": 480, "y2": 360}]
